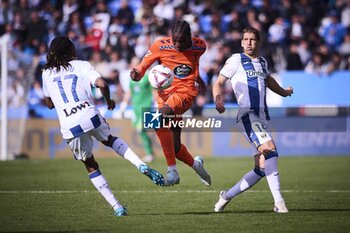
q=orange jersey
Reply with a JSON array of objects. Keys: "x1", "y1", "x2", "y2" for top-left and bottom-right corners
[{"x1": 136, "y1": 36, "x2": 206, "y2": 98}]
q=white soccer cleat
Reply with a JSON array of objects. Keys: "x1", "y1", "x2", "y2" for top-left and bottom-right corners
[
  {"x1": 214, "y1": 190, "x2": 230, "y2": 212},
  {"x1": 193, "y1": 156, "x2": 211, "y2": 186},
  {"x1": 273, "y1": 200, "x2": 289, "y2": 213},
  {"x1": 164, "y1": 169, "x2": 180, "y2": 186}
]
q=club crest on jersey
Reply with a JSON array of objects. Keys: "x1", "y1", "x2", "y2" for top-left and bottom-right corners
[
  {"x1": 64, "y1": 101, "x2": 90, "y2": 117},
  {"x1": 173, "y1": 64, "x2": 193, "y2": 78},
  {"x1": 145, "y1": 50, "x2": 152, "y2": 57},
  {"x1": 245, "y1": 70, "x2": 266, "y2": 78}
]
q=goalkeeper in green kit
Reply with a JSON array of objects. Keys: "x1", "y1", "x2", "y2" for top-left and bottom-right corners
[{"x1": 118, "y1": 69, "x2": 155, "y2": 163}]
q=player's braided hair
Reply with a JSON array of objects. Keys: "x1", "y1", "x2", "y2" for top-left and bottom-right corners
[
  {"x1": 43, "y1": 36, "x2": 76, "y2": 71},
  {"x1": 242, "y1": 27, "x2": 260, "y2": 41},
  {"x1": 172, "y1": 19, "x2": 191, "y2": 36}
]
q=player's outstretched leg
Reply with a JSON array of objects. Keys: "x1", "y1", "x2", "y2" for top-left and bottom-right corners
[
  {"x1": 114, "y1": 206, "x2": 127, "y2": 217},
  {"x1": 139, "y1": 164, "x2": 165, "y2": 186},
  {"x1": 214, "y1": 191, "x2": 230, "y2": 212},
  {"x1": 214, "y1": 167, "x2": 265, "y2": 212},
  {"x1": 102, "y1": 135, "x2": 165, "y2": 186},
  {"x1": 175, "y1": 144, "x2": 211, "y2": 186},
  {"x1": 193, "y1": 156, "x2": 211, "y2": 186}
]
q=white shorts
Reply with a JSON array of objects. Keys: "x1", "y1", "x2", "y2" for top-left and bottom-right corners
[
  {"x1": 66, "y1": 120, "x2": 110, "y2": 161},
  {"x1": 237, "y1": 112, "x2": 273, "y2": 155}
]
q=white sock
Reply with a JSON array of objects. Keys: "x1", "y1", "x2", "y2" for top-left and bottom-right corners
[
  {"x1": 167, "y1": 165, "x2": 177, "y2": 172},
  {"x1": 124, "y1": 148, "x2": 145, "y2": 168},
  {"x1": 112, "y1": 138, "x2": 145, "y2": 168},
  {"x1": 89, "y1": 170, "x2": 122, "y2": 210},
  {"x1": 265, "y1": 152, "x2": 284, "y2": 204},
  {"x1": 225, "y1": 168, "x2": 263, "y2": 200}
]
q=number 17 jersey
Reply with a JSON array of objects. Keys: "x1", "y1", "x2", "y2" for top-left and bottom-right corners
[{"x1": 42, "y1": 60, "x2": 101, "y2": 139}]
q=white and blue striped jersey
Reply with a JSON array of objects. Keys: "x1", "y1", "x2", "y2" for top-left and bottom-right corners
[
  {"x1": 220, "y1": 53, "x2": 270, "y2": 121},
  {"x1": 42, "y1": 60, "x2": 102, "y2": 139}
]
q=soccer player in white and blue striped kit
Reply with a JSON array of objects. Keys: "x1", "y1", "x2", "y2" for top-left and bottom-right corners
[
  {"x1": 42, "y1": 36, "x2": 165, "y2": 217},
  {"x1": 212, "y1": 27, "x2": 293, "y2": 213}
]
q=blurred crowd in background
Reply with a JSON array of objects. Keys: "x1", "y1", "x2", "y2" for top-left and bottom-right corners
[{"x1": 0, "y1": 0, "x2": 349, "y2": 115}]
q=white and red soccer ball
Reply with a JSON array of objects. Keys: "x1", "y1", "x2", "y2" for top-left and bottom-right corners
[{"x1": 148, "y1": 64, "x2": 174, "y2": 90}]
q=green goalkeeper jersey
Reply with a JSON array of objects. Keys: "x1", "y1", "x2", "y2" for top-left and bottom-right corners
[{"x1": 130, "y1": 74, "x2": 153, "y2": 110}]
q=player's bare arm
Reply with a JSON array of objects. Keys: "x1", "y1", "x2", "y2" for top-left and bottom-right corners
[
  {"x1": 44, "y1": 97, "x2": 55, "y2": 109},
  {"x1": 95, "y1": 77, "x2": 116, "y2": 110},
  {"x1": 196, "y1": 76, "x2": 207, "y2": 94},
  {"x1": 213, "y1": 74, "x2": 227, "y2": 114},
  {"x1": 266, "y1": 75, "x2": 293, "y2": 97}
]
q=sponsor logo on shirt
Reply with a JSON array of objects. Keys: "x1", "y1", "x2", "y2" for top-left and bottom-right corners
[
  {"x1": 173, "y1": 64, "x2": 193, "y2": 78},
  {"x1": 245, "y1": 69, "x2": 267, "y2": 78},
  {"x1": 160, "y1": 45, "x2": 175, "y2": 50},
  {"x1": 64, "y1": 101, "x2": 91, "y2": 117}
]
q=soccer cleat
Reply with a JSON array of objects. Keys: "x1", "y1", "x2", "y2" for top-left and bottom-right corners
[
  {"x1": 139, "y1": 164, "x2": 165, "y2": 186},
  {"x1": 164, "y1": 169, "x2": 180, "y2": 186},
  {"x1": 193, "y1": 156, "x2": 211, "y2": 186},
  {"x1": 214, "y1": 191, "x2": 230, "y2": 212},
  {"x1": 114, "y1": 206, "x2": 127, "y2": 217},
  {"x1": 273, "y1": 200, "x2": 289, "y2": 213},
  {"x1": 142, "y1": 154, "x2": 155, "y2": 163}
]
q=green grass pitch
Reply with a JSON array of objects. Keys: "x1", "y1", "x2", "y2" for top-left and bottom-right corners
[{"x1": 0, "y1": 156, "x2": 349, "y2": 233}]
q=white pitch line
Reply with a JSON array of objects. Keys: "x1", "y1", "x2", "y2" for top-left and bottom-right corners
[{"x1": 0, "y1": 190, "x2": 349, "y2": 194}]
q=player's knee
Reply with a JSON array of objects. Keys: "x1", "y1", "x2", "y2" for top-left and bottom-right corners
[
  {"x1": 83, "y1": 157, "x2": 99, "y2": 172},
  {"x1": 102, "y1": 135, "x2": 118, "y2": 147},
  {"x1": 263, "y1": 149, "x2": 279, "y2": 160},
  {"x1": 254, "y1": 166, "x2": 266, "y2": 177}
]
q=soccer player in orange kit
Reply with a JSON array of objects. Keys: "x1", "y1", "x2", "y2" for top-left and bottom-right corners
[{"x1": 130, "y1": 20, "x2": 211, "y2": 186}]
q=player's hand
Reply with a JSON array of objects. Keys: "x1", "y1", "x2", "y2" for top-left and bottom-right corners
[
  {"x1": 284, "y1": 86, "x2": 293, "y2": 97},
  {"x1": 106, "y1": 99, "x2": 116, "y2": 110},
  {"x1": 195, "y1": 77, "x2": 206, "y2": 94},
  {"x1": 130, "y1": 68, "x2": 142, "y2": 81},
  {"x1": 215, "y1": 95, "x2": 225, "y2": 114}
]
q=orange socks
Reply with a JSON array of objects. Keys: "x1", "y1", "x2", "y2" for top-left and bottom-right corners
[
  {"x1": 155, "y1": 128, "x2": 176, "y2": 166},
  {"x1": 155, "y1": 128, "x2": 194, "y2": 167},
  {"x1": 175, "y1": 144, "x2": 194, "y2": 167}
]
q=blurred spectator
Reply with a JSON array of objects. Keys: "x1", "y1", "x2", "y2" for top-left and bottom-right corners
[
  {"x1": 320, "y1": 10, "x2": 346, "y2": 51},
  {"x1": 116, "y1": 0, "x2": 135, "y2": 31},
  {"x1": 338, "y1": 33, "x2": 350, "y2": 57},
  {"x1": 62, "y1": 0, "x2": 78, "y2": 23},
  {"x1": 326, "y1": 52, "x2": 346, "y2": 74},
  {"x1": 286, "y1": 43, "x2": 303, "y2": 70},
  {"x1": 268, "y1": 17, "x2": 288, "y2": 46},
  {"x1": 340, "y1": 0, "x2": 350, "y2": 30},
  {"x1": 26, "y1": 10, "x2": 48, "y2": 51},
  {"x1": 65, "y1": 11, "x2": 86, "y2": 36},
  {"x1": 305, "y1": 52, "x2": 328, "y2": 75},
  {"x1": 290, "y1": 14, "x2": 304, "y2": 41},
  {"x1": 116, "y1": 34, "x2": 136, "y2": 62},
  {"x1": 0, "y1": 0, "x2": 13, "y2": 32},
  {"x1": 153, "y1": 0, "x2": 174, "y2": 21},
  {"x1": 27, "y1": 80, "x2": 44, "y2": 117},
  {"x1": 297, "y1": 39, "x2": 311, "y2": 67}
]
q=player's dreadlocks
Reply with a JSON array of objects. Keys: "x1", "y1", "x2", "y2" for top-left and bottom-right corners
[
  {"x1": 43, "y1": 36, "x2": 76, "y2": 71},
  {"x1": 172, "y1": 19, "x2": 191, "y2": 36}
]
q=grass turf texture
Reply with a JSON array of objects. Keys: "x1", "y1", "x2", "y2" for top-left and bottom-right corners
[{"x1": 0, "y1": 156, "x2": 349, "y2": 233}]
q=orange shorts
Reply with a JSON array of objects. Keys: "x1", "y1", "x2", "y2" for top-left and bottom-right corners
[{"x1": 157, "y1": 92, "x2": 194, "y2": 115}]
